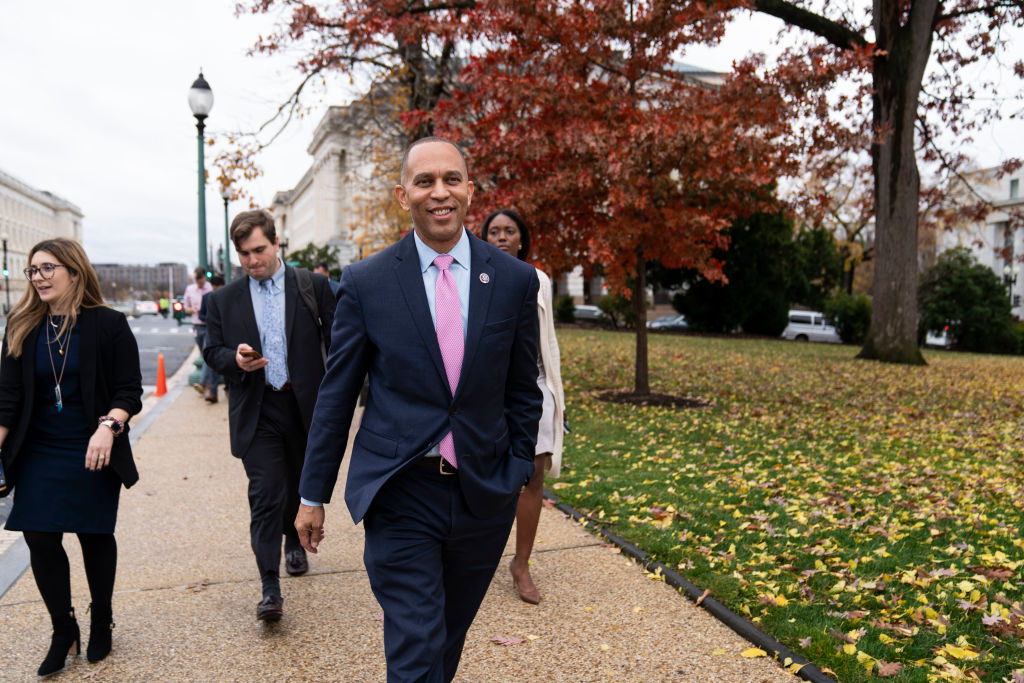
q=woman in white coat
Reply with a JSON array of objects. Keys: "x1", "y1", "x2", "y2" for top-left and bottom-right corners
[{"x1": 482, "y1": 209, "x2": 566, "y2": 604}]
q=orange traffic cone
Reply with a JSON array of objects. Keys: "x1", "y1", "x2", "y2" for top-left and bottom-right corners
[{"x1": 155, "y1": 353, "x2": 167, "y2": 397}]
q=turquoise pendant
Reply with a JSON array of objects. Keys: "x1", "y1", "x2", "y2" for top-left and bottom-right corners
[{"x1": 54, "y1": 385, "x2": 63, "y2": 412}]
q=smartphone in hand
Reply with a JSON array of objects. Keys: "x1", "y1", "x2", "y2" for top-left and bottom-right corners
[{"x1": 240, "y1": 349, "x2": 263, "y2": 360}]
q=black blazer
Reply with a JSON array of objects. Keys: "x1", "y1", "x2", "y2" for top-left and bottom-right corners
[
  {"x1": 203, "y1": 266, "x2": 336, "y2": 458},
  {"x1": 0, "y1": 306, "x2": 144, "y2": 488}
]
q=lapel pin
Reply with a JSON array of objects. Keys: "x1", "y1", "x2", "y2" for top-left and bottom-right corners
[{"x1": 479, "y1": 273, "x2": 490, "y2": 284}]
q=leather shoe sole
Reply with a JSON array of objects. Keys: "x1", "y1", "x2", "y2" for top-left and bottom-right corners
[
  {"x1": 256, "y1": 595, "x2": 283, "y2": 622},
  {"x1": 285, "y1": 549, "x2": 308, "y2": 576}
]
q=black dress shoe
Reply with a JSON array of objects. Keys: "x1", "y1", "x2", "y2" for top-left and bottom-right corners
[
  {"x1": 256, "y1": 595, "x2": 283, "y2": 622},
  {"x1": 285, "y1": 548, "x2": 308, "y2": 576}
]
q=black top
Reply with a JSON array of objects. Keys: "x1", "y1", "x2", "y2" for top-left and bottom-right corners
[{"x1": 0, "y1": 306, "x2": 143, "y2": 488}]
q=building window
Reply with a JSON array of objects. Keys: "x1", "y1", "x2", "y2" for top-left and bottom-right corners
[{"x1": 1011, "y1": 178, "x2": 1019, "y2": 199}]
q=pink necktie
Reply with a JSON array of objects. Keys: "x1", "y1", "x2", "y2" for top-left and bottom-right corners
[{"x1": 434, "y1": 254, "x2": 463, "y2": 469}]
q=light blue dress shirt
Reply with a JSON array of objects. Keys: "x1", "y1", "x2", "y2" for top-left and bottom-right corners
[
  {"x1": 301, "y1": 229, "x2": 472, "y2": 508},
  {"x1": 248, "y1": 258, "x2": 290, "y2": 385}
]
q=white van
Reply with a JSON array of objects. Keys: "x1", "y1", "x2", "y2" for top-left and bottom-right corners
[{"x1": 781, "y1": 310, "x2": 841, "y2": 343}]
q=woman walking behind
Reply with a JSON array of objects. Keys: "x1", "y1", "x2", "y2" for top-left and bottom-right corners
[
  {"x1": 483, "y1": 210, "x2": 567, "y2": 605},
  {"x1": 0, "y1": 238, "x2": 142, "y2": 676}
]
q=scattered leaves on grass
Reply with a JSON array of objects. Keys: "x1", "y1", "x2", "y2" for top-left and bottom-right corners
[
  {"x1": 554, "y1": 330, "x2": 1024, "y2": 683},
  {"x1": 877, "y1": 660, "x2": 903, "y2": 677}
]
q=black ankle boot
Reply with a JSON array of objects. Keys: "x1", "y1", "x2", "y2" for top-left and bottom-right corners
[
  {"x1": 38, "y1": 607, "x2": 80, "y2": 677},
  {"x1": 86, "y1": 602, "x2": 114, "y2": 663}
]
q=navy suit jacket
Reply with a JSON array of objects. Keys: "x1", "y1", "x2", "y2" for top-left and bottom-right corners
[
  {"x1": 203, "y1": 266, "x2": 336, "y2": 458},
  {"x1": 300, "y1": 230, "x2": 542, "y2": 522}
]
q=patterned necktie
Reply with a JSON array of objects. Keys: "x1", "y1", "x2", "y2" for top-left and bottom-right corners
[
  {"x1": 260, "y1": 278, "x2": 287, "y2": 389},
  {"x1": 433, "y1": 254, "x2": 463, "y2": 469}
]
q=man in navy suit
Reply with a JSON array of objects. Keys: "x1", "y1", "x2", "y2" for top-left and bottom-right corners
[{"x1": 296, "y1": 137, "x2": 542, "y2": 681}]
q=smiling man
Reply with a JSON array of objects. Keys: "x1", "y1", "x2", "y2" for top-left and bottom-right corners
[{"x1": 296, "y1": 137, "x2": 542, "y2": 682}]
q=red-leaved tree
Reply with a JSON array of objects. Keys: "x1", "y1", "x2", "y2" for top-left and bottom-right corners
[{"x1": 435, "y1": 0, "x2": 796, "y2": 396}]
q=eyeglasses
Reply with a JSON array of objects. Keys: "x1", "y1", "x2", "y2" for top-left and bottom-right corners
[{"x1": 24, "y1": 263, "x2": 66, "y2": 280}]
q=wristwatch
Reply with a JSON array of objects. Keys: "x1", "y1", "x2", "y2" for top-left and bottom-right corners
[{"x1": 98, "y1": 415, "x2": 125, "y2": 437}]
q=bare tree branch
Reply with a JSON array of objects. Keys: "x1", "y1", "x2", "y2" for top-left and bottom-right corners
[{"x1": 750, "y1": 0, "x2": 868, "y2": 50}]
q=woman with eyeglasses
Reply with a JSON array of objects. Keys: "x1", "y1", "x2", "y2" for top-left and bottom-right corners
[
  {"x1": 0, "y1": 238, "x2": 142, "y2": 676},
  {"x1": 482, "y1": 210, "x2": 567, "y2": 605}
]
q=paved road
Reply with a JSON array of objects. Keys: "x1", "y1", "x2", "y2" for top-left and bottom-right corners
[{"x1": 128, "y1": 315, "x2": 197, "y2": 391}]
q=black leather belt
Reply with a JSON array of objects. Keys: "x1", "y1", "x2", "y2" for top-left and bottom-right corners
[
  {"x1": 415, "y1": 456, "x2": 456, "y2": 475},
  {"x1": 265, "y1": 382, "x2": 293, "y2": 392}
]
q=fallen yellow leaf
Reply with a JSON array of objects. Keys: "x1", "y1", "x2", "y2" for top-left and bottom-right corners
[{"x1": 741, "y1": 648, "x2": 767, "y2": 658}]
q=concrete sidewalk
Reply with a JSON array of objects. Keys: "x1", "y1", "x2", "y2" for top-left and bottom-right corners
[{"x1": 0, "y1": 366, "x2": 794, "y2": 681}]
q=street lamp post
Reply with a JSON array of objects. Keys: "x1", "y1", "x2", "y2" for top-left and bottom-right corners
[
  {"x1": 1003, "y1": 264, "x2": 1020, "y2": 301},
  {"x1": 221, "y1": 188, "x2": 232, "y2": 283},
  {"x1": 188, "y1": 71, "x2": 214, "y2": 272},
  {"x1": 1, "y1": 232, "x2": 10, "y2": 314}
]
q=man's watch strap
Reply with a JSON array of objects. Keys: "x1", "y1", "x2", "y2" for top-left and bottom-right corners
[{"x1": 98, "y1": 415, "x2": 125, "y2": 437}]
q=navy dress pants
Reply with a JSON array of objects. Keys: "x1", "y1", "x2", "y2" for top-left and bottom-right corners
[{"x1": 363, "y1": 464, "x2": 517, "y2": 683}]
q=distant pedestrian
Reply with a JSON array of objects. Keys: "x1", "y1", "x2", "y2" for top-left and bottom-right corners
[
  {"x1": 197, "y1": 275, "x2": 226, "y2": 403},
  {"x1": 203, "y1": 210, "x2": 335, "y2": 623},
  {"x1": 0, "y1": 238, "x2": 143, "y2": 677},
  {"x1": 313, "y1": 261, "x2": 341, "y2": 296},
  {"x1": 158, "y1": 295, "x2": 170, "y2": 319},
  {"x1": 483, "y1": 209, "x2": 567, "y2": 605},
  {"x1": 184, "y1": 267, "x2": 212, "y2": 396}
]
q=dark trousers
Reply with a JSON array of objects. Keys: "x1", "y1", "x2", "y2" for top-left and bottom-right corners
[
  {"x1": 363, "y1": 465, "x2": 517, "y2": 683},
  {"x1": 240, "y1": 389, "x2": 306, "y2": 587}
]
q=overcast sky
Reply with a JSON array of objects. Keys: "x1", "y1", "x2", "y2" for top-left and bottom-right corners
[{"x1": 0, "y1": 2, "x2": 1019, "y2": 268}]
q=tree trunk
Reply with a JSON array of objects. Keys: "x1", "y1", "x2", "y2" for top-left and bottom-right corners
[
  {"x1": 633, "y1": 248, "x2": 650, "y2": 395},
  {"x1": 856, "y1": 0, "x2": 937, "y2": 365}
]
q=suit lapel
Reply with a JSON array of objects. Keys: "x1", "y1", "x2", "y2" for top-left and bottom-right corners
[
  {"x1": 457, "y1": 235, "x2": 495, "y2": 399},
  {"x1": 237, "y1": 277, "x2": 262, "y2": 354},
  {"x1": 283, "y1": 266, "x2": 298, "y2": 352},
  {"x1": 394, "y1": 233, "x2": 449, "y2": 389}
]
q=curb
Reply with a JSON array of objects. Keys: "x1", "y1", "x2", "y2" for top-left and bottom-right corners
[{"x1": 543, "y1": 491, "x2": 837, "y2": 683}]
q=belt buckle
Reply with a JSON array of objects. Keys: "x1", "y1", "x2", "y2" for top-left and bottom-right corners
[{"x1": 439, "y1": 458, "x2": 456, "y2": 476}]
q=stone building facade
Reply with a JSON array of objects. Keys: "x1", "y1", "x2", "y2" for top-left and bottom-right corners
[
  {"x1": 271, "y1": 106, "x2": 362, "y2": 266},
  {"x1": 0, "y1": 168, "x2": 83, "y2": 311},
  {"x1": 938, "y1": 166, "x2": 1024, "y2": 317}
]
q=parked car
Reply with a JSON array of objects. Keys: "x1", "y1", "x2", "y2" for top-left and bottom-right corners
[
  {"x1": 781, "y1": 310, "x2": 841, "y2": 343},
  {"x1": 646, "y1": 314, "x2": 688, "y2": 331},
  {"x1": 109, "y1": 301, "x2": 134, "y2": 317},
  {"x1": 132, "y1": 300, "x2": 159, "y2": 316},
  {"x1": 924, "y1": 326, "x2": 952, "y2": 348},
  {"x1": 573, "y1": 304, "x2": 605, "y2": 321}
]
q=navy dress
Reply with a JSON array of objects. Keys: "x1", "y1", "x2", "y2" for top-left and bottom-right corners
[{"x1": 5, "y1": 320, "x2": 121, "y2": 533}]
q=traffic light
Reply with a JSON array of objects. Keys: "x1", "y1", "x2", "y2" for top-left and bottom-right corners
[
  {"x1": 172, "y1": 300, "x2": 185, "y2": 325},
  {"x1": 205, "y1": 270, "x2": 213, "y2": 279},
  {"x1": 1, "y1": 268, "x2": 8, "y2": 278}
]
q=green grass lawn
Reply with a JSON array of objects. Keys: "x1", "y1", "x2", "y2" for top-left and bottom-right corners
[{"x1": 552, "y1": 328, "x2": 1024, "y2": 682}]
